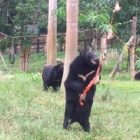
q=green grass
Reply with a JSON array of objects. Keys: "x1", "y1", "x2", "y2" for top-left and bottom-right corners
[{"x1": 0, "y1": 51, "x2": 140, "y2": 140}]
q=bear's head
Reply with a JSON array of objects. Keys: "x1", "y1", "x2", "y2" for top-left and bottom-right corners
[
  {"x1": 78, "y1": 50, "x2": 101, "y2": 85},
  {"x1": 80, "y1": 51, "x2": 100, "y2": 67},
  {"x1": 52, "y1": 63, "x2": 64, "y2": 81}
]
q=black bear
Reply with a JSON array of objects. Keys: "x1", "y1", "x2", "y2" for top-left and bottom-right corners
[
  {"x1": 42, "y1": 63, "x2": 64, "y2": 91},
  {"x1": 135, "y1": 71, "x2": 140, "y2": 80},
  {"x1": 63, "y1": 50, "x2": 101, "y2": 132}
]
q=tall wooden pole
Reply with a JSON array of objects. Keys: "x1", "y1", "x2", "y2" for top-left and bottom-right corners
[
  {"x1": 0, "y1": 52, "x2": 8, "y2": 70},
  {"x1": 46, "y1": 0, "x2": 57, "y2": 65},
  {"x1": 61, "y1": 0, "x2": 79, "y2": 92},
  {"x1": 130, "y1": 16, "x2": 137, "y2": 80}
]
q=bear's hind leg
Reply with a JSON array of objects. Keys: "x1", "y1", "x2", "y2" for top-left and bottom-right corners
[
  {"x1": 63, "y1": 101, "x2": 76, "y2": 129},
  {"x1": 43, "y1": 82, "x2": 48, "y2": 91},
  {"x1": 79, "y1": 119, "x2": 90, "y2": 132},
  {"x1": 53, "y1": 86, "x2": 58, "y2": 92},
  {"x1": 77, "y1": 105, "x2": 92, "y2": 132}
]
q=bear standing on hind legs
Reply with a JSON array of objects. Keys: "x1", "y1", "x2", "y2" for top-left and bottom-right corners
[{"x1": 63, "y1": 50, "x2": 101, "y2": 132}]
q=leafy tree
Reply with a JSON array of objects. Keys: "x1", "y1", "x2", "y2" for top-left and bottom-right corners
[
  {"x1": 0, "y1": 0, "x2": 48, "y2": 71},
  {"x1": 56, "y1": 0, "x2": 111, "y2": 32},
  {"x1": 1, "y1": 0, "x2": 140, "y2": 71},
  {"x1": 55, "y1": 0, "x2": 140, "y2": 43}
]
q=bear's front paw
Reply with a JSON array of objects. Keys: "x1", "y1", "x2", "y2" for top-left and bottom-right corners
[{"x1": 79, "y1": 94, "x2": 86, "y2": 101}]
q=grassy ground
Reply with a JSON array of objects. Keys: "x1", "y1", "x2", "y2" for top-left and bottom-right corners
[{"x1": 0, "y1": 51, "x2": 140, "y2": 140}]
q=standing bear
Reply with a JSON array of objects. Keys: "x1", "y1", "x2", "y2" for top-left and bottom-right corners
[
  {"x1": 42, "y1": 63, "x2": 64, "y2": 91},
  {"x1": 63, "y1": 50, "x2": 101, "y2": 132}
]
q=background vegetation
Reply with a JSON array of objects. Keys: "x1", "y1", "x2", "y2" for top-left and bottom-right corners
[{"x1": 1, "y1": 0, "x2": 140, "y2": 69}]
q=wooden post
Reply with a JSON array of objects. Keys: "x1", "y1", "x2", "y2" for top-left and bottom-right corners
[
  {"x1": 61, "y1": 0, "x2": 79, "y2": 92},
  {"x1": 130, "y1": 16, "x2": 137, "y2": 80},
  {"x1": 84, "y1": 41, "x2": 87, "y2": 50},
  {"x1": 109, "y1": 51, "x2": 123, "y2": 80},
  {"x1": 37, "y1": 34, "x2": 39, "y2": 53},
  {"x1": 46, "y1": 0, "x2": 57, "y2": 65},
  {"x1": 0, "y1": 52, "x2": 8, "y2": 70},
  {"x1": 101, "y1": 34, "x2": 107, "y2": 54},
  {"x1": 109, "y1": 36, "x2": 134, "y2": 80}
]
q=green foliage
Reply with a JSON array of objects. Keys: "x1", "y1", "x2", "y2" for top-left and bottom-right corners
[
  {"x1": 135, "y1": 48, "x2": 140, "y2": 69},
  {"x1": 14, "y1": 0, "x2": 48, "y2": 49},
  {"x1": 87, "y1": 8, "x2": 110, "y2": 32},
  {"x1": 56, "y1": 0, "x2": 136, "y2": 41},
  {"x1": 21, "y1": 37, "x2": 32, "y2": 49},
  {"x1": 54, "y1": 1, "x2": 66, "y2": 32},
  {"x1": 113, "y1": 0, "x2": 140, "y2": 41},
  {"x1": 136, "y1": 59, "x2": 140, "y2": 69},
  {"x1": 54, "y1": 6, "x2": 66, "y2": 19},
  {"x1": 78, "y1": 13, "x2": 87, "y2": 25},
  {"x1": 0, "y1": 38, "x2": 11, "y2": 52},
  {"x1": 14, "y1": 0, "x2": 40, "y2": 27},
  {"x1": 56, "y1": 0, "x2": 112, "y2": 32},
  {"x1": 57, "y1": 35, "x2": 65, "y2": 46},
  {"x1": 136, "y1": 47, "x2": 140, "y2": 53},
  {"x1": 1, "y1": 0, "x2": 48, "y2": 50}
]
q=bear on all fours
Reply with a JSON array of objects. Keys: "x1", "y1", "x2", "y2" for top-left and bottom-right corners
[
  {"x1": 63, "y1": 50, "x2": 101, "y2": 132},
  {"x1": 135, "y1": 71, "x2": 140, "y2": 80},
  {"x1": 42, "y1": 63, "x2": 64, "y2": 91}
]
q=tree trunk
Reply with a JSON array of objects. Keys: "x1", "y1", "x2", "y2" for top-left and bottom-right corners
[
  {"x1": 101, "y1": 34, "x2": 107, "y2": 54},
  {"x1": 109, "y1": 36, "x2": 135, "y2": 80},
  {"x1": 46, "y1": 0, "x2": 57, "y2": 65},
  {"x1": 19, "y1": 44, "x2": 31, "y2": 72},
  {"x1": 91, "y1": 30, "x2": 98, "y2": 52},
  {"x1": 130, "y1": 16, "x2": 137, "y2": 80},
  {"x1": 61, "y1": 0, "x2": 79, "y2": 92},
  {"x1": 0, "y1": 52, "x2": 8, "y2": 70},
  {"x1": 92, "y1": 38, "x2": 98, "y2": 52},
  {"x1": 109, "y1": 51, "x2": 123, "y2": 80}
]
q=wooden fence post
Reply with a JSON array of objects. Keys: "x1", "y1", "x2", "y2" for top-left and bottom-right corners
[
  {"x1": 130, "y1": 16, "x2": 137, "y2": 80},
  {"x1": 0, "y1": 52, "x2": 8, "y2": 70},
  {"x1": 37, "y1": 34, "x2": 40, "y2": 53}
]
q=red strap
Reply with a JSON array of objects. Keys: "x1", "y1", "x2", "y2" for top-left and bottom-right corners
[{"x1": 79, "y1": 61, "x2": 102, "y2": 106}]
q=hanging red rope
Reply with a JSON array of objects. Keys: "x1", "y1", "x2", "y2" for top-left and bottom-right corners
[{"x1": 79, "y1": 52, "x2": 106, "y2": 106}]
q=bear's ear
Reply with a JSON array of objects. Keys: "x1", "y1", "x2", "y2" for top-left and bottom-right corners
[
  {"x1": 88, "y1": 48, "x2": 92, "y2": 52},
  {"x1": 53, "y1": 63, "x2": 64, "y2": 71}
]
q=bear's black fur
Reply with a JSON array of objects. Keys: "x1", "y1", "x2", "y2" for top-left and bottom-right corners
[
  {"x1": 42, "y1": 63, "x2": 64, "y2": 91},
  {"x1": 63, "y1": 51, "x2": 101, "y2": 132},
  {"x1": 135, "y1": 71, "x2": 140, "y2": 80}
]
